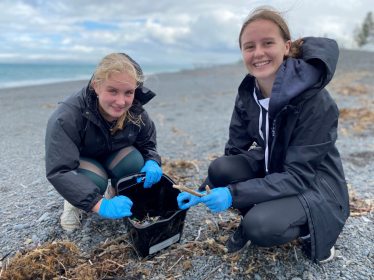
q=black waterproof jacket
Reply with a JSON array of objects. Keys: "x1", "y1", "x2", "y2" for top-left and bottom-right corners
[
  {"x1": 223, "y1": 37, "x2": 349, "y2": 262},
  {"x1": 45, "y1": 56, "x2": 160, "y2": 213}
]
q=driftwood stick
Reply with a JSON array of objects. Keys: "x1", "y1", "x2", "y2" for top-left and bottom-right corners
[
  {"x1": 173, "y1": 185, "x2": 205, "y2": 197},
  {"x1": 205, "y1": 185, "x2": 212, "y2": 194},
  {"x1": 167, "y1": 256, "x2": 183, "y2": 272}
]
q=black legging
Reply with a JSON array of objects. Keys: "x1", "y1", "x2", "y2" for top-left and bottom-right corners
[{"x1": 204, "y1": 155, "x2": 309, "y2": 247}]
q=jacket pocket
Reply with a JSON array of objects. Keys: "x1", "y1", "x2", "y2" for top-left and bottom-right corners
[{"x1": 320, "y1": 177, "x2": 345, "y2": 215}]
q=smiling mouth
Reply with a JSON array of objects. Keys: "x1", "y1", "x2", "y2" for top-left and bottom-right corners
[
  {"x1": 111, "y1": 106, "x2": 125, "y2": 111},
  {"x1": 254, "y1": 61, "x2": 270, "y2": 67}
]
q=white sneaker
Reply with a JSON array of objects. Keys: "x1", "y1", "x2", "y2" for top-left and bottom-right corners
[
  {"x1": 319, "y1": 246, "x2": 335, "y2": 263},
  {"x1": 60, "y1": 200, "x2": 83, "y2": 232},
  {"x1": 103, "y1": 185, "x2": 115, "y2": 200}
]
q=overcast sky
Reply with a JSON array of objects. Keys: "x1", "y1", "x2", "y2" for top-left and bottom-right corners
[{"x1": 1, "y1": 0, "x2": 373, "y2": 66}]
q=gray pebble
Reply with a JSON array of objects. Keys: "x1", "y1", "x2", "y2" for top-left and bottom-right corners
[
  {"x1": 37, "y1": 212, "x2": 49, "y2": 222},
  {"x1": 13, "y1": 224, "x2": 24, "y2": 231},
  {"x1": 32, "y1": 234, "x2": 38, "y2": 243},
  {"x1": 81, "y1": 236, "x2": 91, "y2": 242}
]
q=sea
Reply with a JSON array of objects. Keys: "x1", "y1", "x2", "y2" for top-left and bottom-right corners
[{"x1": 0, "y1": 64, "x2": 192, "y2": 89}]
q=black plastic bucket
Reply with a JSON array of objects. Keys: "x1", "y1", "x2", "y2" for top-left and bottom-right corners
[{"x1": 115, "y1": 173, "x2": 188, "y2": 257}]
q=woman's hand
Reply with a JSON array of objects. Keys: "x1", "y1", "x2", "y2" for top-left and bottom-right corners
[
  {"x1": 137, "y1": 160, "x2": 163, "y2": 188},
  {"x1": 198, "y1": 187, "x2": 232, "y2": 212},
  {"x1": 98, "y1": 196, "x2": 133, "y2": 219},
  {"x1": 177, "y1": 191, "x2": 206, "y2": 210}
]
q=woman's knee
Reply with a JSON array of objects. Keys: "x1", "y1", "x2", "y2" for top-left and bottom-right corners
[
  {"x1": 208, "y1": 157, "x2": 233, "y2": 187},
  {"x1": 208, "y1": 155, "x2": 255, "y2": 187},
  {"x1": 107, "y1": 146, "x2": 145, "y2": 178},
  {"x1": 243, "y1": 211, "x2": 279, "y2": 248},
  {"x1": 78, "y1": 157, "x2": 108, "y2": 194}
]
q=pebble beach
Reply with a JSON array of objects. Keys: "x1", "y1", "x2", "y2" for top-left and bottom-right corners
[{"x1": 0, "y1": 49, "x2": 374, "y2": 279}]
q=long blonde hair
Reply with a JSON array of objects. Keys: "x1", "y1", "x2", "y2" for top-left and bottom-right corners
[
  {"x1": 239, "y1": 6, "x2": 303, "y2": 58},
  {"x1": 90, "y1": 53, "x2": 145, "y2": 135}
]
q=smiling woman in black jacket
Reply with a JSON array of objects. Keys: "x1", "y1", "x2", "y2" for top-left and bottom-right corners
[
  {"x1": 177, "y1": 7, "x2": 349, "y2": 263},
  {"x1": 45, "y1": 53, "x2": 162, "y2": 232}
]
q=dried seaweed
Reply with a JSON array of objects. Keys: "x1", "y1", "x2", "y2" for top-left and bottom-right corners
[
  {"x1": 1, "y1": 235, "x2": 137, "y2": 280},
  {"x1": 348, "y1": 184, "x2": 373, "y2": 216},
  {"x1": 328, "y1": 72, "x2": 373, "y2": 95},
  {"x1": 339, "y1": 107, "x2": 374, "y2": 132},
  {"x1": 161, "y1": 158, "x2": 200, "y2": 184}
]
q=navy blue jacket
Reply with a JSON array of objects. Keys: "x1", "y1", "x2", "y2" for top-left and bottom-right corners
[
  {"x1": 45, "y1": 55, "x2": 160, "y2": 213},
  {"x1": 224, "y1": 37, "x2": 349, "y2": 262}
]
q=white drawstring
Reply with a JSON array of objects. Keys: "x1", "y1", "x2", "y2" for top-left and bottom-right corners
[{"x1": 253, "y1": 88, "x2": 269, "y2": 173}]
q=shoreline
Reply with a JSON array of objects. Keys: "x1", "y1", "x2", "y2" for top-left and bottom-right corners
[
  {"x1": 0, "y1": 64, "x2": 200, "y2": 91},
  {"x1": 1, "y1": 47, "x2": 373, "y2": 91}
]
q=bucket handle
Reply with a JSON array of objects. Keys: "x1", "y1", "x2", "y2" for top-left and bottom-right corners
[
  {"x1": 115, "y1": 173, "x2": 177, "y2": 195},
  {"x1": 115, "y1": 172, "x2": 146, "y2": 195}
]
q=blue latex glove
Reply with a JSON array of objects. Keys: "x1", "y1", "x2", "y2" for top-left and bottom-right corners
[
  {"x1": 98, "y1": 196, "x2": 133, "y2": 219},
  {"x1": 198, "y1": 187, "x2": 232, "y2": 212},
  {"x1": 136, "y1": 160, "x2": 163, "y2": 188},
  {"x1": 177, "y1": 191, "x2": 206, "y2": 210}
]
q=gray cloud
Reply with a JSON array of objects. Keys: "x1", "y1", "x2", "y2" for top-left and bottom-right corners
[{"x1": 1, "y1": 0, "x2": 373, "y2": 65}]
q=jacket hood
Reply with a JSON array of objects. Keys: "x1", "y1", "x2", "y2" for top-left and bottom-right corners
[
  {"x1": 268, "y1": 37, "x2": 339, "y2": 119},
  {"x1": 87, "y1": 52, "x2": 156, "y2": 106}
]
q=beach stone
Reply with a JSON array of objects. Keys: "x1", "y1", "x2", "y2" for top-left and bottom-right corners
[
  {"x1": 38, "y1": 213, "x2": 49, "y2": 222},
  {"x1": 32, "y1": 235, "x2": 38, "y2": 243},
  {"x1": 29, "y1": 179, "x2": 41, "y2": 186},
  {"x1": 81, "y1": 236, "x2": 91, "y2": 242},
  {"x1": 13, "y1": 224, "x2": 24, "y2": 231}
]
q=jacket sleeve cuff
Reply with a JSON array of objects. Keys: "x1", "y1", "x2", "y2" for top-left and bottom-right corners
[
  {"x1": 86, "y1": 193, "x2": 104, "y2": 213},
  {"x1": 228, "y1": 184, "x2": 240, "y2": 208},
  {"x1": 143, "y1": 154, "x2": 162, "y2": 166}
]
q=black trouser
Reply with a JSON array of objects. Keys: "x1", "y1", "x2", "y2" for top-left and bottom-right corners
[{"x1": 204, "y1": 155, "x2": 309, "y2": 247}]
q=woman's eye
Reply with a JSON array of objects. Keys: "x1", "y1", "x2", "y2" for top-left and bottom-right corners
[
  {"x1": 126, "y1": 91, "x2": 134, "y2": 96},
  {"x1": 110, "y1": 90, "x2": 117, "y2": 94},
  {"x1": 265, "y1": 41, "x2": 273, "y2": 46},
  {"x1": 245, "y1": 45, "x2": 254, "y2": 50}
]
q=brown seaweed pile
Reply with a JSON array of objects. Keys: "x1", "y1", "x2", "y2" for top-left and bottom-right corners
[
  {"x1": 339, "y1": 107, "x2": 374, "y2": 133},
  {"x1": 161, "y1": 158, "x2": 200, "y2": 185},
  {"x1": 0, "y1": 217, "x2": 304, "y2": 280}
]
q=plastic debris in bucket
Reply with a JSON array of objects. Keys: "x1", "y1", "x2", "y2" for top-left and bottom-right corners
[{"x1": 115, "y1": 173, "x2": 188, "y2": 257}]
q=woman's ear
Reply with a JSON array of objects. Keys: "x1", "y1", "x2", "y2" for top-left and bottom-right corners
[
  {"x1": 284, "y1": 40, "x2": 291, "y2": 56},
  {"x1": 93, "y1": 81, "x2": 99, "y2": 94}
]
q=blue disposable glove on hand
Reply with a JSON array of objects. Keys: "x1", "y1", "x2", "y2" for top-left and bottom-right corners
[
  {"x1": 198, "y1": 187, "x2": 232, "y2": 213},
  {"x1": 98, "y1": 196, "x2": 133, "y2": 219},
  {"x1": 177, "y1": 191, "x2": 206, "y2": 210},
  {"x1": 136, "y1": 160, "x2": 163, "y2": 188}
]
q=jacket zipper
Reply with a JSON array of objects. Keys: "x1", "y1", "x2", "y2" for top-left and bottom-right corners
[
  {"x1": 301, "y1": 193, "x2": 318, "y2": 262},
  {"x1": 320, "y1": 177, "x2": 345, "y2": 214},
  {"x1": 268, "y1": 107, "x2": 289, "y2": 170}
]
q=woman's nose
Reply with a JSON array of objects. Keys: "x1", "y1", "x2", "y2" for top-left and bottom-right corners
[
  {"x1": 116, "y1": 95, "x2": 126, "y2": 106},
  {"x1": 254, "y1": 47, "x2": 264, "y2": 57}
]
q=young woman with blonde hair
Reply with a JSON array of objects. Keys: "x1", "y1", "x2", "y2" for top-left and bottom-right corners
[
  {"x1": 46, "y1": 53, "x2": 162, "y2": 231},
  {"x1": 178, "y1": 6, "x2": 349, "y2": 263}
]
